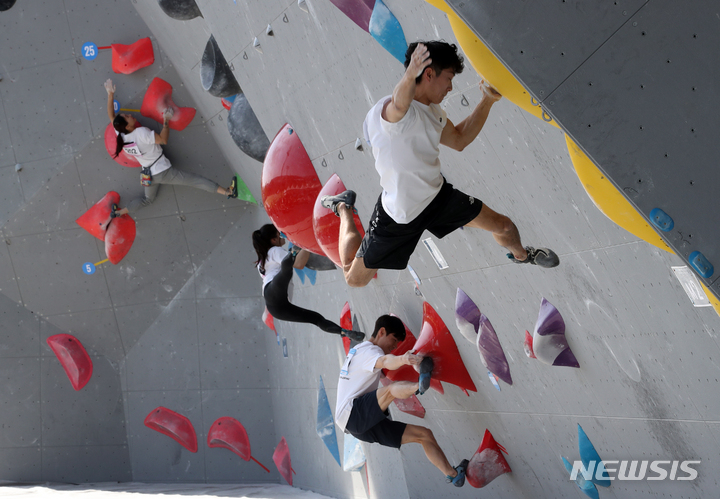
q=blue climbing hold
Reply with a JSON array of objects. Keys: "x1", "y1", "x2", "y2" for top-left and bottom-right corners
[
  {"x1": 562, "y1": 456, "x2": 600, "y2": 499},
  {"x1": 304, "y1": 267, "x2": 317, "y2": 285},
  {"x1": 369, "y1": 0, "x2": 408, "y2": 63},
  {"x1": 317, "y1": 376, "x2": 341, "y2": 466},
  {"x1": 649, "y1": 208, "x2": 674, "y2": 232},
  {"x1": 689, "y1": 251, "x2": 713, "y2": 279},
  {"x1": 293, "y1": 268, "x2": 306, "y2": 284},
  {"x1": 578, "y1": 424, "x2": 611, "y2": 487}
]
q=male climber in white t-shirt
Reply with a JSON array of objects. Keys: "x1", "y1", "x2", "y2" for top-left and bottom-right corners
[
  {"x1": 321, "y1": 41, "x2": 559, "y2": 288},
  {"x1": 335, "y1": 315, "x2": 469, "y2": 487}
]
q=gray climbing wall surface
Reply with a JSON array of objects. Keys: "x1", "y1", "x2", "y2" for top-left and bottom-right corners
[{"x1": 1, "y1": 0, "x2": 719, "y2": 498}]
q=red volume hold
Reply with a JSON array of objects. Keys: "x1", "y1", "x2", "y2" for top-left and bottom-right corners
[
  {"x1": 466, "y1": 429, "x2": 512, "y2": 488},
  {"x1": 76, "y1": 191, "x2": 121, "y2": 241},
  {"x1": 105, "y1": 214, "x2": 136, "y2": 264},
  {"x1": 207, "y1": 416, "x2": 251, "y2": 460},
  {"x1": 111, "y1": 37, "x2": 154, "y2": 74},
  {"x1": 413, "y1": 302, "x2": 477, "y2": 393},
  {"x1": 144, "y1": 406, "x2": 198, "y2": 453},
  {"x1": 141, "y1": 77, "x2": 196, "y2": 130},
  {"x1": 273, "y1": 436, "x2": 293, "y2": 486},
  {"x1": 46, "y1": 334, "x2": 93, "y2": 391},
  {"x1": 104, "y1": 123, "x2": 141, "y2": 168}
]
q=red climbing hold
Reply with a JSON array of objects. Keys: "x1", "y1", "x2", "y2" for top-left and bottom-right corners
[
  {"x1": 313, "y1": 174, "x2": 364, "y2": 267},
  {"x1": 413, "y1": 302, "x2": 477, "y2": 392},
  {"x1": 466, "y1": 429, "x2": 511, "y2": 488},
  {"x1": 46, "y1": 334, "x2": 93, "y2": 391},
  {"x1": 141, "y1": 77, "x2": 196, "y2": 131},
  {"x1": 273, "y1": 436, "x2": 293, "y2": 486},
  {"x1": 105, "y1": 214, "x2": 136, "y2": 264},
  {"x1": 379, "y1": 377, "x2": 425, "y2": 418},
  {"x1": 104, "y1": 123, "x2": 141, "y2": 167},
  {"x1": 262, "y1": 124, "x2": 325, "y2": 255},
  {"x1": 524, "y1": 330, "x2": 536, "y2": 359},
  {"x1": 262, "y1": 307, "x2": 276, "y2": 332},
  {"x1": 76, "y1": 191, "x2": 120, "y2": 241},
  {"x1": 111, "y1": 37, "x2": 154, "y2": 74},
  {"x1": 207, "y1": 416, "x2": 251, "y2": 460},
  {"x1": 144, "y1": 406, "x2": 198, "y2": 453},
  {"x1": 383, "y1": 316, "x2": 444, "y2": 394},
  {"x1": 340, "y1": 302, "x2": 352, "y2": 355}
]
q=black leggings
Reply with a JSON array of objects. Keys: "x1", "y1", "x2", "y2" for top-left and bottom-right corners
[{"x1": 264, "y1": 252, "x2": 343, "y2": 335}]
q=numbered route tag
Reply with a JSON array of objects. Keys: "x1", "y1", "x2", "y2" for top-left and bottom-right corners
[
  {"x1": 113, "y1": 100, "x2": 120, "y2": 113},
  {"x1": 81, "y1": 42, "x2": 98, "y2": 61},
  {"x1": 82, "y1": 262, "x2": 96, "y2": 275}
]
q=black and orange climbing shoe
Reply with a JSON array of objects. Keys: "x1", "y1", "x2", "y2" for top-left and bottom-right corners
[{"x1": 507, "y1": 246, "x2": 559, "y2": 268}]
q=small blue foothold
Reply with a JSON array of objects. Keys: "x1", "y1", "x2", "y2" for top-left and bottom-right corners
[
  {"x1": 293, "y1": 267, "x2": 306, "y2": 284},
  {"x1": 304, "y1": 267, "x2": 317, "y2": 285},
  {"x1": 649, "y1": 208, "x2": 674, "y2": 231},
  {"x1": 689, "y1": 251, "x2": 714, "y2": 279}
]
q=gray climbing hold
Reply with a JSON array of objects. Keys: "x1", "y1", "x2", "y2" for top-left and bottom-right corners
[
  {"x1": 298, "y1": 0, "x2": 309, "y2": 13},
  {"x1": 15, "y1": 163, "x2": 21, "y2": 172},
  {"x1": 201, "y1": 35, "x2": 241, "y2": 98},
  {"x1": 0, "y1": 0, "x2": 17, "y2": 11},
  {"x1": 157, "y1": 0, "x2": 202, "y2": 20},
  {"x1": 266, "y1": 24, "x2": 274, "y2": 36},
  {"x1": 253, "y1": 37, "x2": 262, "y2": 53},
  {"x1": 306, "y1": 253, "x2": 338, "y2": 271},
  {"x1": 354, "y1": 138, "x2": 363, "y2": 151},
  {"x1": 227, "y1": 93, "x2": 270, "y2": 163}
]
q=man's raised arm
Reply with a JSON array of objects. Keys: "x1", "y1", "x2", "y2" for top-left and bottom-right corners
[{"x1": 383, "y1": 43, "x2": 431, "y2": 123}]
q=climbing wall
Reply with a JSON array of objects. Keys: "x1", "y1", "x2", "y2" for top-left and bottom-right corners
[{"x1": 2, "y1": 0, "x2": 720, "y2": 498}]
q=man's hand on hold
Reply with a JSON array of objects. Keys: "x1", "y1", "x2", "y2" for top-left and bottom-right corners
[
  {"x1": 409, "y1": 43, "x2": 432, "y2": 79},
  {"x1": 404, "y1": 351, "x2": 423, "y2": 371},
  {"x1": 162, "y1": 107, "x2": 175, "y2": 121},
  {"x1": 481, "y1": 79, "x2": 502, "y2": 102}
]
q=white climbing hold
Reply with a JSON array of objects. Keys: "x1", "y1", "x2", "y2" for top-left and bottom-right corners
[
  {"x1": 298, "y1": 0, "x2": 309, "y2": 13},
  {"x1": 15, "y1": 163, "x2": 21, "y2": 172},
  {"x1": 266, "y1": 24, "x2": 274, "y2": 36},
  {"x1": 253, "y1": 37, "x2": 263, "y2": 53},
  {"x1": 354, "y1": 138, "x2": 363, "y2": 151}
]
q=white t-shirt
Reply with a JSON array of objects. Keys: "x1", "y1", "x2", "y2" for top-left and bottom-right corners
[
  {"x1": 117, "y1": 126, "x2": 172, "y2": 175},
  {"x1": 258, "y1": 246, "x2": 288, "y2": 294},
  {"x1": 363, "y1": 95, "x2": 447, "y2": 224},
  {"x1": 335, "y1": 341, "x2": 384, "y2": 432}
]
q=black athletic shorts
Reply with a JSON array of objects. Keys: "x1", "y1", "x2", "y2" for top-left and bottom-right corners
[
  {"x1": 356, "y1": 179, "x2": 483, "y2": 270},
  {"x1": 345, "y1": 390, "x2": 407, "y2": 449}
]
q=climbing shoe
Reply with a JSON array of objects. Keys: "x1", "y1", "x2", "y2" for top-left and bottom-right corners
[
  {"x1": 341, "y1": 329, "x2": 365, "y2": 342},
  {"x1": 320, "y1": 190, "x2": 356, "y2": 217},
  {"x1": 110, "y1": 204, "x2": 119, "y2": 219},
  {"x1": 416, "y1": 356, "x2": 434, "y2": 395},
  {"x1": 228, "y1": 176, "x2": 238, "y2": 199},
  {"x1": 507, "y1": 246, "x2": 559, "y2": 268},
  {"x1": 446, "y1": 459, "x2": 469, "y2": 487}
]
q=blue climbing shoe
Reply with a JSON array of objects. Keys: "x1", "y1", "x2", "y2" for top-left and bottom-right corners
[
  {"x1": 507, "y1": 246, "x2": 559, "y2": 268},
  {"x1": 320, "y1": 190, "x2": 356, "y2": 217},
  {"x1": 446, "y1": 459, "x2": 469, "y2": 487},
  {"x1": 416, "y1": 356, "x2": 434, "y2": 395}
]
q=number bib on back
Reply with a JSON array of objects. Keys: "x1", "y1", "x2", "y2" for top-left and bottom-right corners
[{"x1": 122, "y1": 142, "x2": 141, "y2": 157}]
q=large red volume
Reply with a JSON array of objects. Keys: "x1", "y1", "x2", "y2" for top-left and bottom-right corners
[
  {"x1": 207, "y1": 416, "x2": 251, "y2": 460},
  {"x1": 379, "y1": 377, "x2": 425, "y2": 418},
  {"x1": 144, "y1": 406, "x2": 198, "y2": 453},
  {"x1": 413, "y1": 302, "x2": 477, "y2": 392},
  {"x1": 273, "y1": 436, "x2": 293, "y2": 486},
  {"x1": 46, "y1": 334, "x2": 93, "y2": 391},
  {"x1": 104, "y1": 123, "x2": 141, "y2": 168},
  {"x1": 340, "y1": 302, "x2": 352, "y2": 355},
  {"x1": 111, "y1": 37, "x2": 154, "y2": 74},
  {"x1": 76, "y1": 191, "x2": 120, "y2": 241},
  {"x1": 312, "y1": 174, "x2": 364, "y2": 267},
  {"x1": 105, "y1": 214, "x2": 136, "y2": 264},
  {"x1": 383, "y1": 316, "x2": 444, "y2": 394},
  {"x1": 261, "y1": 124, "x2": 324, "y2": 255},
  {"x1": 466, "y1": 429, "x2": 511, "y2": 488},
  {"x1": 140, "y1": 77, "x2": 196, "y2": 130}
]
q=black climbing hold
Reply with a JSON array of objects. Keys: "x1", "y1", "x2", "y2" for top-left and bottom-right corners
[
  {"x1": 157, "y1": 0, "x2": 202, "y2": 20},
  {"x1": 0, "y1": 0, "x2": 17, "y2": 11},
  {"x1": 201, "y1": 35, "x2": 241, "y2": 97},
  {"x1": 227, "y1": 94, "x2": 270, "y2": 163},
  {"x1": 305, "y1": 253, "x2": 338, "y2": 271}
]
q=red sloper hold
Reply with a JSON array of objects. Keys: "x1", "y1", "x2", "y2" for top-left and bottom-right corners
[
  {"x1": 340, "y1": 302, "x2": 352, "y2": 355},
  {"x1": 144, "y1": 406, "x2": 198, "y2": 453},
  {"x1": 383, "y1": 316, "x2": 444, "y2": 394},
  {"x1": 413, "y1": 302, "x2": 477, "y2": 392},
  {"x1": 46, "y1": 334, "x2": 93, "y2": 391},
  {"x1": 111, "y1": 37, "x2": 155, "y2": 74},
  {"x1": 379, "y1": 377, "x2": 425, "y2": 418},
  {"x1": 313, "y1": 174, "x2": 364, "y2": 267},
  {"x1": 76, "y1": 191, "x2": 120, "y2": 241},
  {"x1": 261, "y1": 124, "x2": 325, "y2": 255},
  {"x1": 207, "y1": 416, "x2": 251, "y2": 460},
  {"x1": 524, "y1": 330, "x2": 537, "y2": 359},
  {"x1": 273, "y1": 436, "x2": 293, "y2": 486},
  {"x1": 140, "y1": 77, "x2": 196, "y2": 131},
  {"x1": 104, "y1": 123, "x2": 141, "y2": 168},
  {"x1": 105, "y1": 214, "x2": 136, "y2": 264},
  {"x1": 221, "y1": 97, "x2": 233, "y2": 110},
  {"x1": 466, "y1": 429, "x2": 512, "y2": 488}
]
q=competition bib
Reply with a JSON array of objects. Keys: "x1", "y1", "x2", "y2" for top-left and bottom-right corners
[
  {"x1": 122, "y1": 142, "x2": 141, "y2": 157},
  {"x1": 339, "y1": 348, "x2": 356, "y2": 377}
]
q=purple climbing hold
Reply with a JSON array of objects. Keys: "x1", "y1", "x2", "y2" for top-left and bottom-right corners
[
  {"x1": 455, "y1": 287, "x2": 481, "y2": 344},
  {"x1": 477, "y1": 314, "x2": 513, "y2": 386},
  {"x1": 532, "y1": 298, "x2": 580, "y2": 368},
  {"x1": 328, "y1": 0, "x2": 376, "y2": 32}
]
